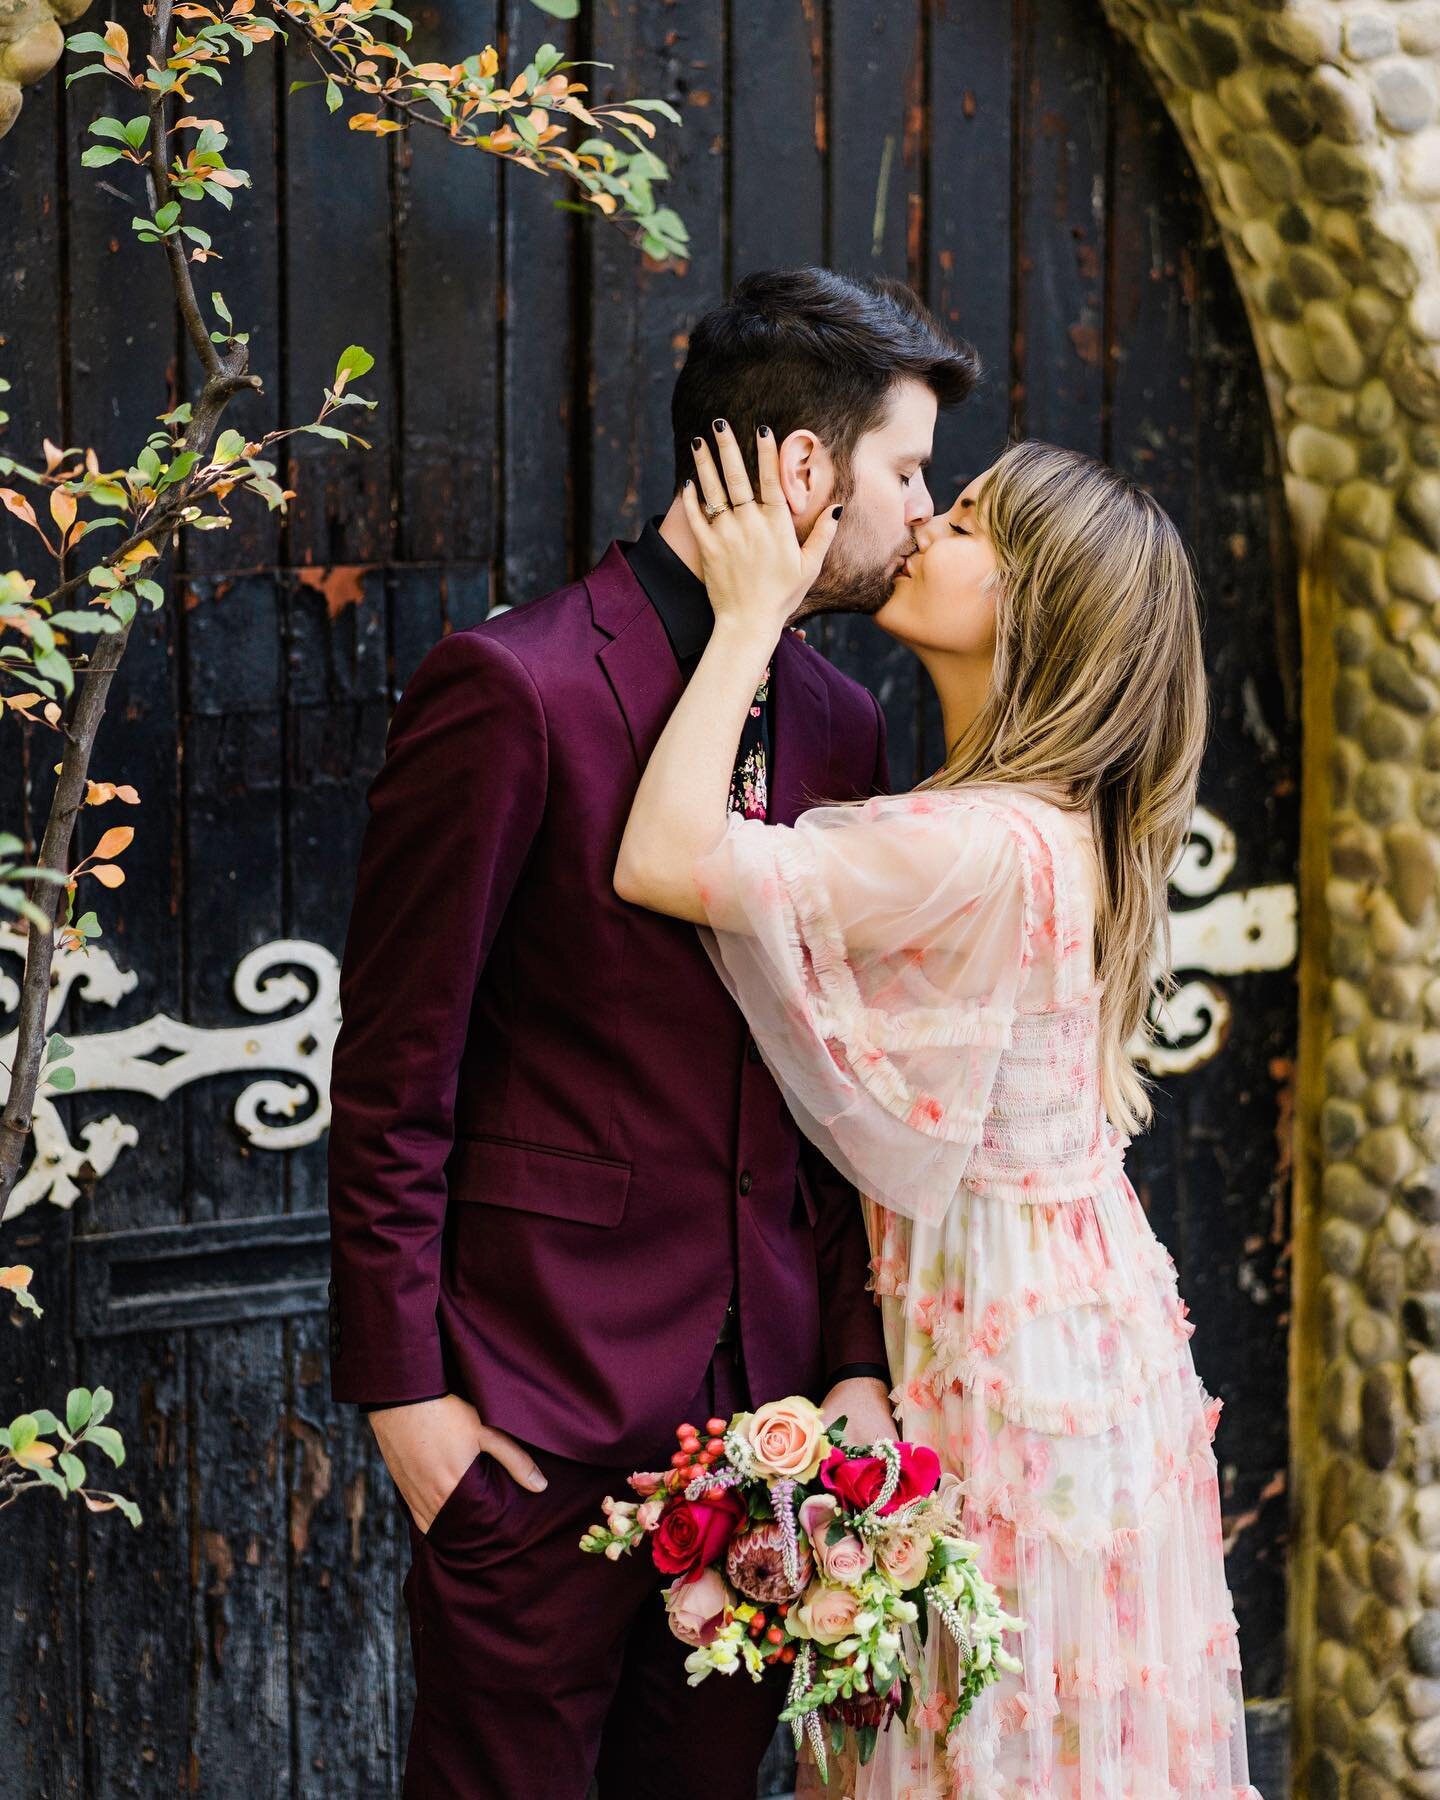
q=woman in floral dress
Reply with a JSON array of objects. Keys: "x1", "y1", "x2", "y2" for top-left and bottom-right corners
[{"x1": 614, "y1": 425, "x2": 1260, "y2": 1799}]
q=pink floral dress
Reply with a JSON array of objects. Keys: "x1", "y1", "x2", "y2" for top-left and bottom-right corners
[{"x1": 694, "y1": 785, "x2": 1260, "y2": 1800}]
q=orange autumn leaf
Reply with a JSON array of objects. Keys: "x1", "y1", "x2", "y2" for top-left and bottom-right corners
[
  {"x1": 103, "y1": 20, "x2": 129, "y2": 57},
  {"x1": 347, "y1": 113, "x2": 403, "y2": 135},
  {"x1": 118, "y1": 538, "x2": 158, "y2": 567},
  {"x1": 0, "y1": 488, "x2": 39, "y2": 531},
  {"x1": 14, "y1": 1438, "x2": 57, "y2": 1470},
  {"x1": 92, "y1": 825, "x2": 134, "y2": 860},
  {"x1": 0, "y1": 1265, "x2": 34, "y2": 1291},
  {"x1": 90, "y1": 865, "x2": 126, "y2": 889},
  {"x1": 606, "y1": 109, "x2": 657, "y2": 137},
  {"x1": 173, "y1": 114, "x2": 225, "y2": 132},
  {"x1": 4, "y1": 693, "x2": 44, "y2": 718},
  {"x1": 50, "y1": 488, "x2": 77, "y2": 539},
  {"x1": 42, "y1": 438, "x2": 66, "y2": 472},
  {"x1": 83, "y1": 1494, "x2": 118, "y2": 1513}
]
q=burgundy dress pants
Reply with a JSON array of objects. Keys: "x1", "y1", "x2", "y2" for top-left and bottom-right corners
[{"x1": 399, "y1": 1343, "x2": 787, "y2": 1799}]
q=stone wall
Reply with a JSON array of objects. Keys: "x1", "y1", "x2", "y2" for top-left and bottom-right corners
[{"x1": 1097, "y1": 1, "x2": 1440, "y2": 1793}]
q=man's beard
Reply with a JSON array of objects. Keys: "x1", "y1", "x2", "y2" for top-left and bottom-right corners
[{"x1": 795, "y1": 533, "x2": 912, "y2": 620}]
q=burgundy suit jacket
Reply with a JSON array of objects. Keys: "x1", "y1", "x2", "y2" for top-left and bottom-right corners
[{"x1": 326, "y1": 544, "x2": 890, "y2": 1464}]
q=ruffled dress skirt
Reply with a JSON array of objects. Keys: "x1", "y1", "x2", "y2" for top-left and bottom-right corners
[{"x1": 838, "y1": 1116, "x2": 1262, "y2": 1799}]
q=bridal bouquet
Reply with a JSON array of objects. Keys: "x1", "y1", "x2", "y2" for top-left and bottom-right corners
[{"x1": 579, "y1": 1396, "x2": 1023, "y2": 1775}]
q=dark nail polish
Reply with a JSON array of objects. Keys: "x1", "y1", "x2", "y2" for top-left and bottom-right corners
[
  {"x1": 758, "y1": 425, "x2": 772, "y2": 438},
  {"x1": 712, "y1": 418, "x2": 728, "y2": 433},
  {"x1": 683, "y1": 478, "x2": 693, "y2": 489},
  {"x1": 832, "y1": 505, "x2": 844, "y2": 520},
  {"x1": 691, "y1": 436, "x2": 703, "y2": 450}
]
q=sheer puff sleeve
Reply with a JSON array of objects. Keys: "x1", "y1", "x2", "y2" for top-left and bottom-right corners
[{"x1": 694, "y1": 790, "x2": 1033, "y2": 1225}]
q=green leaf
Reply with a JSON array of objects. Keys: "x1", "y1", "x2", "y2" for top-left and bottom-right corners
[
  {"x1": 34, "y1": 1465, "x2": 69, "y2": 1495},
  {"x1": 325, "y1": 77, "x2": 342, "y2": 113},
  {"x1": 618, "y1": 98, "x2": 684, "y2": 125},
  {"x1": 49, "y1": 610, "x2": 121, "y2": 634},
  {"x1": 8, "y1": 1414, "x2": 38, "y2": 1455},
  {"x1": 133, "y1": 577, "x2": 165, "y2": 608},
  {"x1": 75, "y1": 910, "x2": 101, "y2": 938},
  {"x1": 304, "y1": 424, "x2": 350, "y2": 446},
  {"x1": 67, "y1": 1389, "x2": 92, "y2": 1435},
  {"x1": 59, "y1": 1452, "x2": 87, "y2": 1492},
  {"x1": 528, "y1": 0, "x2": 580, "y2": 14},
  {"x1": 210, "y1": 290, "x2": 232, "y2": 328},
  {"x1": 335, "y1": 344, "x2": 375, "y2": 386},
  {"x1": 213, "y1": 429, "x2": 246, "y2": 463},
  {"x1": 86, "y1": 1424, "x2": 124, "y2": 1467},
  {"x1": 65, "y1": 31, "x2": 117, "y2": 54},
  {"x1": 32, "y1": 648, "x2": 74, "y2": 697},
  {"x1": 81, "y1": 146, "x2": 126, "y2": 168},
  {"x1": 109, "y1": 591, "x2": 137, "y2": 626},
  {"x1": 45, "y1": 1066, "x2": 77, "y2": 1092},
  {"x1": 44, "y1": 1034, "x2": 74, "y2": 1066},
  {"x1": 154, "y1": 201, "x2": 181, "y2": 231},
  {"x1": 158, "y1": 451, "x2": 199, "y2": 490},
  {"x1": 89, "y1": 1387, "x2": 114, "y2": 1425},
  {"x1": 113, "y1": 1493, "x2": 143, "y2": 1528}
]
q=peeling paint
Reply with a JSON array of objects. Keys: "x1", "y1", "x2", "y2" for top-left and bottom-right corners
[{"x1": 295, "y1": 564, "x2": 368, "y2": 620}]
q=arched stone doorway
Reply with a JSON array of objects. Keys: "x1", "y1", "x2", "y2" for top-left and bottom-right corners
[{"x1": 1098, "y1": 3, "x2": 1440, "y2": 1794}]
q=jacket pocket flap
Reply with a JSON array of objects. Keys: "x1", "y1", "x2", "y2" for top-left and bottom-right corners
[{"x1": 450, "y1": 1134, "x2": 630, "y2": 1228}]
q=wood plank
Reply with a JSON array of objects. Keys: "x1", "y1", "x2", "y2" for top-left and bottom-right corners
[
  {"x1": 500, "y1": 0, "x2": 578, "y2": 607},
  {"x1": 827, "y1": 2, "x2": 921, "y2": 280},
  {"x1": 62, "y1": 14, "x2": 196, "y2": 1786},
  {"x1": 818, "y1": 1, "x2": 926, "y2": 789},
  {"x1": 728, "y1": 0, "x2": 825, "y2": 276},
  {"x1": 181, "y1": 568, "x2": 291, "y2": 1785},
  {"x1": 281, "y1": 17, "x2": 395, "y2": 569},
  {"x1": 396, "y1": 1, "x2": 500, "y2": 567},
  {"x1": 0, "y1": 67, "x2": 86, "y2": 1800},
  {"x1": 284, "y1": 608, "x2": 401, "y2": 1792},
  {"x1": 922, "y1": 0, "x2": 1017, "y2": 774},
  {"x1": 1183, "y1": 206, "x2": 1298, "y2": 1699},
  {"x1": 586, "y1": 0, "x2": 727, "y2": 564},
  {"x1": 1014, "y1": 0, "x2": 1109, "y2": 451}
]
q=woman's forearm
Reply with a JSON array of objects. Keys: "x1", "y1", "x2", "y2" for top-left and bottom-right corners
[{"x1": 615, "y1": 616, "x2": 776, "y2": 923}]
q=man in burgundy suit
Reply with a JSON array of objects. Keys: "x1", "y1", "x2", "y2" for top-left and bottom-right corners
[{"x1": 326, "y1": 269, "x2": 976, "y2": 1798}]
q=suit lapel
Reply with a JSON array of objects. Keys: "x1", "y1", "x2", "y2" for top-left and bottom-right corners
[
  {"x1": 587, "y1": 543, "x2": 685, "y2": 769},
  {"x1": 585, "y1": 543, "x2": 834, "y2": 818}
]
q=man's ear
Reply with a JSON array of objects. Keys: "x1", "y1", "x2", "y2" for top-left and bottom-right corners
[{"x1": 777, "y1": 429, "x2": 835, "y2": 526}]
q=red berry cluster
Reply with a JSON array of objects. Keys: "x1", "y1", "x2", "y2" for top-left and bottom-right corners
[
  {"x1": 745, "y1": 1600, "x2": 797, "y2": 1666},
  {"x1": 665, "y1": 1417, "x2": 730, "y2": 1497}
]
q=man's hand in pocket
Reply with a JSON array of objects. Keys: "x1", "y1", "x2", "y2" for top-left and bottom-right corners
[{"x1": 368, "y1": 1393, "x2": 548, "y2": 1535}]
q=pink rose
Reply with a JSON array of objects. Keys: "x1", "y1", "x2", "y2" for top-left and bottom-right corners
[
  {"x1": 664, "y1": 1567, "x2": 733, "y2": 1648},
  {"x1": 792, "y1": 1582, "x2": 862, "y2": 1646},
  {"x1": 741, "y1": 1396, "x2": 828, "y2": 1482},
  {"x1": 797, "y1": 1494, "x2": 873, "y2": 1585},
  {"x1": 820, "y1": 1442, "x2": 942, "y2": 1516},
  {"x1": 875, "y1": 1526, "x2": 930, "y2": 1590}
]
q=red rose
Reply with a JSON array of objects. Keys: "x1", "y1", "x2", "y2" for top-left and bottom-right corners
[
  {"x1": 651, "y1": 1488, "x2": 748, "y2": 1582},
  {"x1": 819, "y1": 1443, "x2": 941, "y2": 1517}
]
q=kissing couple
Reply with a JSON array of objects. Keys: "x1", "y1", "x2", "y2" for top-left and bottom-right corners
[{"x1": 326, "y1": 267, "x2": 1261, "y2": 1799}]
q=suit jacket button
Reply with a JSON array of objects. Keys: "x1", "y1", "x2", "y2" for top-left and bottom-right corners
[{"x1": 738, "y1": 1169, "x2": 753, "y2": 1196}]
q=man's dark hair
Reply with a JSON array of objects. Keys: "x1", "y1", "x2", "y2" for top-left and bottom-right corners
[{"x1": 672, "y1": 267, "x2": 979, "y2": 492}]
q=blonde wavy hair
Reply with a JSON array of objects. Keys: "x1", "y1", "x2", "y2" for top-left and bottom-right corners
[{"x1": 925, "y1": 439, "x2": 1208, "y2": 1133}]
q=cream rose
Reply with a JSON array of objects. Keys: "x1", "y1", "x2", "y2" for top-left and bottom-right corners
[
  {"x1": 793, "y1": 1582, "x2": 863, "y2": 1646},
  {"x1": 876, "y1": 1526, "x2": 930, "y2": 1590},
  {"x1": 663, "y1": 1567, "x2": 732, "y2": 1648},
  {"x1": 743, "y1": 1395, "x2": 828, "y2": 1482}
]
